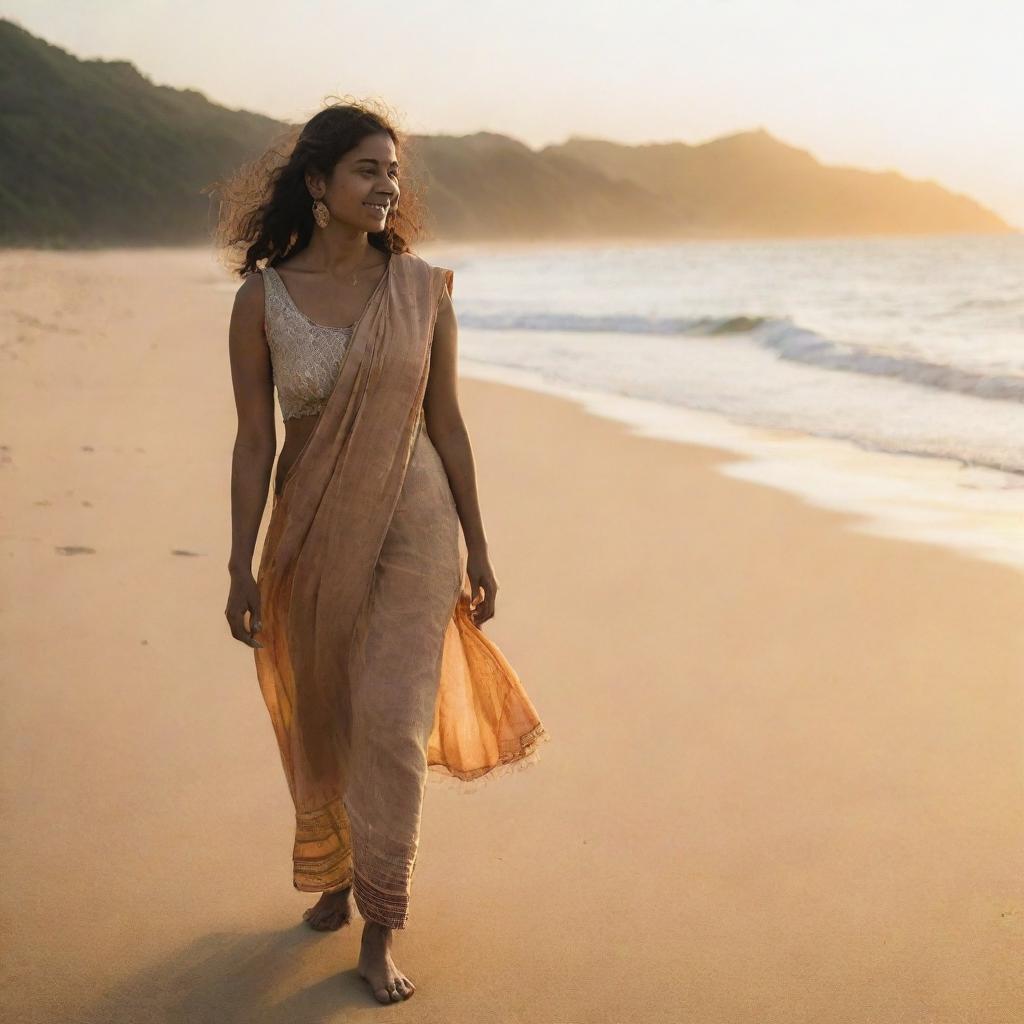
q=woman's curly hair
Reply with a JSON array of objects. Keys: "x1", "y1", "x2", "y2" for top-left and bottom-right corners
[{"x1": 205, "y1": 96, "x2": 426, "y2": 278}]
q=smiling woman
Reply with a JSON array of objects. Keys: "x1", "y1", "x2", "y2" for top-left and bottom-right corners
[
  {"x1": 205, "y1": 99, "x2": 548, "y2": 1008},
  {"x1": 354, "y1": 157, "x2": 398, "y2": 220},
  {"x1": 315, "y1": 149, "x2": 401, "y2": 235}
]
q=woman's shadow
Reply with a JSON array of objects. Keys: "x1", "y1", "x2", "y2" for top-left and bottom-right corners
[{"x1": 77, "y1": 921, "x2": 382, "y2": 1024}]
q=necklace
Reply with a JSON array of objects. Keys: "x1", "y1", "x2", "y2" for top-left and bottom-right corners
[{"x1": 347, "y1": 253, "x2": 386, "y2": 286}]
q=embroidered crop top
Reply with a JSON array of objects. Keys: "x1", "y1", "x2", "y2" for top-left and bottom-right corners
[{"x1": 260, "y1": 266, "x2": 355, "y2": 421}]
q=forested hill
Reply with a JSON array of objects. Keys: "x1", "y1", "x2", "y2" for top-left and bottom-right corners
[
  {"x1": 0, "y1": 19, "x2": 280, "y2": 245},
  {"x1": 0, "y1": 19, "x2": 1012, "y2": 247}
]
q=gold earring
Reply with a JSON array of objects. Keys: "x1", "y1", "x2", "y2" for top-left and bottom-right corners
[{"x1": 311, "y1": 197, "x2": 330, "y2": 228}]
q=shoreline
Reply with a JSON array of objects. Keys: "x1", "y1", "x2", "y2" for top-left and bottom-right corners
[{"x1": 455, "y1": 356, "x2": 1024, "y2": 576}]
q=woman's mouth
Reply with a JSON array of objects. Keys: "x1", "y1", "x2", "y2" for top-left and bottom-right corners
[{"x1": 364, "y1": 202, "x2": 389, "y2": 217}]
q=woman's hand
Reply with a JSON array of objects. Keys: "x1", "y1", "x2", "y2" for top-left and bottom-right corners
[
  {"x1": 466, "y1": 548, "x2": 499, "y2": 627},
  {"x1": 226, "y1": 570, "x2": 264, "y2": 649}
]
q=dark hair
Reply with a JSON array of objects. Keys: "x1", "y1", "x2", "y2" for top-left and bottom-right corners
[{"x1": 205, "y1": 97, "x2": 425, "y2": 277}]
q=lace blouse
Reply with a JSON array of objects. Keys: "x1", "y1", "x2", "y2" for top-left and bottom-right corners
[{"x1": 261, "y1": 266, "x2": 355, "y2": 420}]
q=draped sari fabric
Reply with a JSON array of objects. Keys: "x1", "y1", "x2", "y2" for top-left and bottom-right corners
[{"x1": 253, "y1": 250, "x2": 548, "y2": 928}]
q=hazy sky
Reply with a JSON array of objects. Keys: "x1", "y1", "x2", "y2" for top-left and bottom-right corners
[{"x1": 5, "y1": 0, "x2": 1022, "y2": 227}]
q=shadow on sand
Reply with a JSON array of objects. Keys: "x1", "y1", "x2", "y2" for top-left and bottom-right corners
[{"x1": 75, "y1": 921, "x2": 392, "y2": 1024}]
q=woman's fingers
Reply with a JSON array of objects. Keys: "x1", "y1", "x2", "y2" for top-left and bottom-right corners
[
  {"x1": 469, "y1": 575, "x2": 498, "y2": 626},
  {"x1": 224, "y1": 570, "x2": 265, "y2": 648},
  {"x1": 247, "y1": 605, "x2": 264, "y2": 647},
  {"x1": 224, "y1": 584, "x2": 264, "y2": 648},
  {"x1": 226, "y1": 607, "x2": 262, "y2": 648}
]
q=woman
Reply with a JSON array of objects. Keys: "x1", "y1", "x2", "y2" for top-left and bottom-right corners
[{"x1": 216, "y1": 101, "x2": 548, "y2": 1005}]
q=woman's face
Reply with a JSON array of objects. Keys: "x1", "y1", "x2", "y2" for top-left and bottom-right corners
[{"x1": 309, "y1": 132, "x2": 401, "y2": 233}]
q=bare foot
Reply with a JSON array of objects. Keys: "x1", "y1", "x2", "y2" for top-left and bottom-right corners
[
  {"x1": 302, "y1": 885, "x2": 352, "y2": 931},
  {"x1": 357, "y1": 921, "x2": 416, "y2": 1003}
]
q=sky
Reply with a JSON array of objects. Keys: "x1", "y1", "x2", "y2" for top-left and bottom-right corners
[{"x1": 4, "y1": 0, "x2": 1022, "y2": 228}]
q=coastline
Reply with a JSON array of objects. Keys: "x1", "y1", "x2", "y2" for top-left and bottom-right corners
[
  {"x1": 1, "y1": 246, "x2": 1021, "y2": 1022},
  {"x1": 456, "y1": 355, "x2": 1024, "y2": 576}
]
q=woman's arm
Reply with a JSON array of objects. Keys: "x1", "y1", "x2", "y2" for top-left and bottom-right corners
[
  {"x1": 422, "y1": 284, "x2": 499, "y2": 625},
  {"x1": 225, "y1": 273, "x2": 277, "y2": 647}
]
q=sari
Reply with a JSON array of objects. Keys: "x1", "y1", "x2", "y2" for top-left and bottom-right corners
[{"x1": 253, "y1": 249, "x2": 548, "y2": 929}]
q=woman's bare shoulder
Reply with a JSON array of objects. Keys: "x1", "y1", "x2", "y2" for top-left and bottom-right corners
[
  {"x1": 233, "y1": 269, "x2": 267, "y2": 313},
  {"x1": 229, "y1": 271, "x2": 270, "y2": 349},
  {"x1": 236, "y1": 267, "x2": 266, "y2": 291}
]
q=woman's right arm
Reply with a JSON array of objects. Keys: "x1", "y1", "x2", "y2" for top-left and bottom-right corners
[{"x1": 225, "y1": 272, "x2": 277, "y2": 649}]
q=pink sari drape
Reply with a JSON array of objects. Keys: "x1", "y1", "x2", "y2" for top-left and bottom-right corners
[{"x1": 253, "y1": 250, "x2": 548, "y2": 925}]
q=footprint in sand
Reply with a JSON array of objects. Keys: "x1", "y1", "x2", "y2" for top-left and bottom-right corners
[
  {"x1": 171, "y1": 549, "x2": 203, "y2": 557},
  {"x1": 55, "y1": 545, "x2": 95, "y2": 555}
]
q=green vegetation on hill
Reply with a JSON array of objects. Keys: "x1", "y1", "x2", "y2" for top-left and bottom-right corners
[{"x1": 0, "y1": 19, "x2": 281, "y2": 246}]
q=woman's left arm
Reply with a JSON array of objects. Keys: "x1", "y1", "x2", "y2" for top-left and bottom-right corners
[{"x1": 422, "y1": 285, "x2": 499, "y2": 625}]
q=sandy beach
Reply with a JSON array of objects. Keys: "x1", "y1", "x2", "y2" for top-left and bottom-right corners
[{"x1": 1, "y1": 246, "x2": 1021, "y2": 1023}]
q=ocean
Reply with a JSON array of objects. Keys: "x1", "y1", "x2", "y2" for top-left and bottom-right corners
[{"x1": 426, "y1": 235, "x2": 1024, "y2": 573}]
